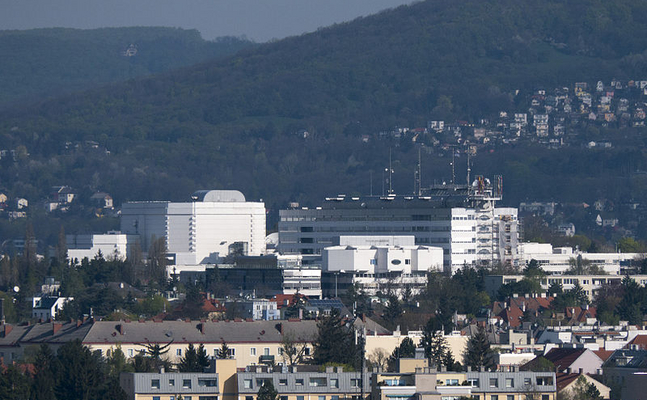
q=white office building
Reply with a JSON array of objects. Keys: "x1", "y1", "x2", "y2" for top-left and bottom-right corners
[
  {"x1": 279, "y1": 179, "x2": 518, "y2": 274},
  {"x1": 67, "y1": 232, "x2": 138, "y2": 262},
  {"x1": 519, "y1": 242, "x2": 638, "y2": 274},
  {"x1": 121, "y1": 190, "x2": 266, "y2": 265},
  {"x1": 322, "y1": 235, "x2": 443, "y2": 296}
]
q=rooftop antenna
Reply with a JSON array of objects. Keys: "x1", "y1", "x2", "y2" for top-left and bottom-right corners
[
  {"x1": 451, "y1": 148, "x2": 456, "y2": 186},
  {"x1": 389, "y1": 148, "x2": 394, "y2": 194},
  {"x1": 416, "y1": 147, "x2": 422, "y2": 196},
  {"x1": 466, "y1": 149, "x2": 471, "y2": 189},
  {"x1": 370, "y1": 170, "x2": 373, "y2": 196}
]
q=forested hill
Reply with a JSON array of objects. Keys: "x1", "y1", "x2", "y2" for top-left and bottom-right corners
[
  {"x1": 0, "y1": 27, "x2": 253, "y2": 107},
  {"x1": 2, "y1": 0, "x2": 647, "y2": 226}
]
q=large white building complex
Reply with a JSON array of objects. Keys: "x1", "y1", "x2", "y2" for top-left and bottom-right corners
[
  {"x1": 121, "y1": 190, "x2": 266, "y2": 264},
  {"x1": 322, "y1": 235, "x2": 443, "y2": 296},
  {"x1": 278, "y1": 177, "x2": 519, "y2": 273}
]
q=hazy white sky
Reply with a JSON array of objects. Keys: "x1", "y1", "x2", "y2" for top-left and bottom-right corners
[{"x1": 0, "y1": 0, "x2": 418, "y2": 42}]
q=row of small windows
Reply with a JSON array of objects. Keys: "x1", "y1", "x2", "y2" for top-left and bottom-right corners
[
  {"x1": 152, "y1": 397, "x2": 216, "y2": 400},
  {"x1": 243, "y1": 378, "x2": 362, "y2": 389},
  {"x1": 246, "y1": 396, "x2": 362, "y2": 400},
  {"x1": 151, "y1": 378, "x2": 216, "y2": 389}
]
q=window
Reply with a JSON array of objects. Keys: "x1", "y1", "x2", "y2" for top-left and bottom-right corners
[
  {"x1": 489, "y1": 378, "x2": 498, "y2": 388},
  {"x1": 169, "y1": 379, "x2": 175, "y2": 387},
  {"x1": 405, "y1": 259, "x2": 411, "y2": 265},
  {"x1": 199, "y1": 378, "x2": 217, "y2": 387},
  {"x1": 536, "y1": 376, "x2": 553, "y2": 386},
  {"x1": 445, "y1": 379, "x2": 459, "y2": 386},
  {"x1": 370, "y1": 259, "x2": 377, "y2": 265},
  {"x1": 128, "y1": 349, "x2": 134, "y2": 357},
  {"x1": 177, "y1": 348, "x2": 182, "y2": 356},
  {"x1": 279, "y1": 379, "x2": 288, "y2": 386},
  {"x1": 246, "y1": 397, "x2": 254, "y2": 400},
  {"x1": 507, "y1": 396, "x2": 514, "y2": 400},
  {"x1": 505, "y1": 378, "x2": 514, "y2": 388},
  {"x1": 281, "y1": 397, "x2": 288, "y2": 400},
  {"x1": 490, "y1": 396, "x2": 498, "y2": 400},
  {"x1": 318, "y1": 396, "x2": 326, "y2": 400},
  {"x1": 151, "y1": 379, "x2": 160, "y2": 389},
  {"x1": 244, "y1": 379, "x2": 253, "y2": 389},
  {"x1": 278, "y1": 347, "x2": 284, "y2": 355},
  {"x1": 296, "y1": 379, "x2": 304, "y2": 386},
  {"x1": 351, "y1": 378, "x2": 362, "y2": 388},
  {"x1": 185, "y1": 397, "x2": 192, "y2": 400},
  {"x1": 467, "y1": 378, "x2": 479, "y2": 387},
  {"x1": 330, "y1": 378, "x2": 339, "y2": 388},
  {"x1": 230, "y1": 348, "x2": 236, "y2": 356},
  {"x1": 183, "y1": 379, "x2": 192, "y2": 388},
  {"x1": 523, "y1": 378, "x2": 531, "y2": 386},
  {"x1": 304, "y1": 347, "x2": 311, "y2": 356},
  {"x1": 331, "y1": 397, "x2": 339, "y2": 400},
  {"x1": 198, "y1": 397, "x2": 217, "y2": 400},
  {"x1": 153, "y1": 397, "x2": 160, "y2": 400},
  {"x1": 264, "y1": 348, "x2": 270, "y2": 356},
  {"x1": 251, "y1": 348, "x2": 256, "y2": 356},
  {"x1": 297, "y1": 396, "x2": 305, "y2": 400},
  {"x1": 170, "y1": 397, "x2": 175, "y2": 400},
  {"x1": 310, "y1": 377, "x2": 327, "y2": 386},
  {"x1": 541, "y1": 396, "x2": 550, "y2": 400}
]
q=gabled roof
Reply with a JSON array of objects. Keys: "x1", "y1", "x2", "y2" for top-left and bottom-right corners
[
  {"x1": 556, "y1": 372, "x2": 581, "y2": 392},
  {"x1": 82, "y1": 319, "x2": 319, "y2": 345},
  {"x1": 20, "y1": 320, "x2": 93, "y2": 345},
  {"x1": 593, "y1": 350, "x2": 614, "y2": 362},
  {"x1": 543, "y1": 348, "x2": 589, "y2": 370}
]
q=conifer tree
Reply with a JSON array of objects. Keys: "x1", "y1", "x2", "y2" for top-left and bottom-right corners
[
  {"x1": 257, "y1": 380, "x2": 279, "y2": 400},
  {"x1": 463, "y1": 325, "x2": 495, "y2": 371}
]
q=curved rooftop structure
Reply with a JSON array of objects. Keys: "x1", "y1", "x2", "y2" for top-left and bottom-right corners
[{"x1": 191, "y1": 190, "x2": 246, "y2": 202}]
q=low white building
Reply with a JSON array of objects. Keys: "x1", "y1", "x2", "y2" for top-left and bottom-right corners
[
  {"x1": 518, "y1": 242, "x2": 638, "y2": 274},
  {"x1": 67, "y1": 232, "x2": 139, "y2": 262},
  {"x1": 485, "y1": 273, "x2": 647, "y2": 301},
  {"x1": 322, "y1": 236, "x2": 443, "y2": 297}
]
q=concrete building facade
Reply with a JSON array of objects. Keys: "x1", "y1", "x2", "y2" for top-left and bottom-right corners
[
  {"x1": 278, "y1": 182, "x2": 518, "y2": 274},
  {"x1": 121, "y1": 190, "x2": 266, "y2": 264}
]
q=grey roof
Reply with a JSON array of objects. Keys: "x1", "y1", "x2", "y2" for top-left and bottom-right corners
[
  {"x1": 33, "y1": 297, "x2": 59, "y2": 310},
  {"x1": 352, "y1": 316, "x2": 391, "y2": 336},
  {"x1": 83, "y1": 320, "x2": 319, "y2": 345},
  {"x1": 0, "y1": 324, "x2": 31, "y2": 347},
  {"x1": 20, "y1": 320, "x2": 94, "y2": 345}
]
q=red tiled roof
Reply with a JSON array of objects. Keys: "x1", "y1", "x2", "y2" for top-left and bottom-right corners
[
  {"x1": 556, "y1": 372, "x2": 581, "y2": 392},
  {"x1": 626, "y1": 334, "x2": 647, "y2": 350},
  {"x1": 543, "y1": 348, "x2": 587, "y2": 370},
  {"x1": 594, "y1": 350, "x2": 614, "y2": 361}
]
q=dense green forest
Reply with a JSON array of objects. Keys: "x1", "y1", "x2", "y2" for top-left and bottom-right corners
[
  {"x1": 2, "y1": 0, "x2": 647, "y2": 244},
  {"x1": 0, "y1": 27, "x2": 253, "y2": 107}
]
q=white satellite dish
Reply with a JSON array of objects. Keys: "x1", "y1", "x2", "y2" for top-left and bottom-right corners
[{"x1": 13, "y1": 286, "x2": 20, "y2": 293}]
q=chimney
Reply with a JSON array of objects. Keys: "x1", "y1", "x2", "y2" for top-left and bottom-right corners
[
  {"x1": 116, "y1": 324, "x2": 124, "y2": 335},
  {"x1": 2, "y1": 324, "x2": 12, "y2": 337},
  {"x1": 52, "y1": 322, "x2": 62, "y2": 335},
  {"x1": 276, "y1": 322, "x2": 283, "y2": 334},
  {"x1": 76, "y1": 320, "x2": 82, "y2": 328},
  {"x1": 199, "y1": 323, "x2": 205, "y2": 334},
  {"x1": 578, "y1": 368, "x2": 583, "y2": 374}
]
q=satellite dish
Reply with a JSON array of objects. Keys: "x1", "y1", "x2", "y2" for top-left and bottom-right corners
[{"x1": 13, "y1": 286, "x2": 20, "y2": 293}]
